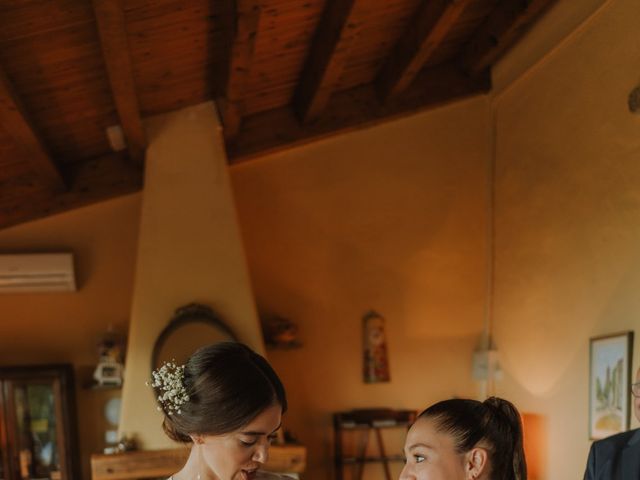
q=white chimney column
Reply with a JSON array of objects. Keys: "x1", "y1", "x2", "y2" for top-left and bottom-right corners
[{"x1": 118, "y1": 102, "x2": 264, "y2": 448}]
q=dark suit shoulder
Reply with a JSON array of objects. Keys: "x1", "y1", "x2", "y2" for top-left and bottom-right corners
[
  {"x1": 584, "y1": 429, "x2": 640, "y2": 480},
  {"x1": 592, "y1": 429, "x2": 639, "y2": 452}
]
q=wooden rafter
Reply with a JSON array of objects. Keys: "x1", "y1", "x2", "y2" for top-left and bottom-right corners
[
  {"x1": 0, "y1": 67, "x2": 65, "y2": 192},
  {"x1": 93, "y1": 0, "x2": 147, "y2": 164},
  {"x1": 461, "y1": 0, "x2": 558, "y2": 77},
  {"x1": 293, "y1": 0, "x2": 363, "y2": 123},
  {"x1": 0, "y1": 153, "x2": 142, "y2": 231},
  {"x1": 376, "y1": 0, "x2": 473, "y2": 102},
  {"x1": 218, "y1": 0, "x2": 261, "y2": 141},
  {"x1": 229, "y1": 63, "x2": 490, "y2": 161}
]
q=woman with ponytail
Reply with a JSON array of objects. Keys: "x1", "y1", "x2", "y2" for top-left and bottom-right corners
[{"x1": 400, "y1": 397, "x2": 527, "y2": 480}]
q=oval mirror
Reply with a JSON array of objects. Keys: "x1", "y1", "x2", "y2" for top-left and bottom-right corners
[{"x1": 151, "y1": 303, "x2": 237, "y2": 372}]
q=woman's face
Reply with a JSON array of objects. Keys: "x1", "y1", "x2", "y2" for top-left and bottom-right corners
[
  {"x1": 400, "y1": 417, "x2": 468, "y2": 480},
  {"x1": 197, "y1": 403, "x2": 282, "y2": 480}
]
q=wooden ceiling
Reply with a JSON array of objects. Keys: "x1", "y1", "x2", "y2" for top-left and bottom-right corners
[{"x1": 0, "y1": 0, "x2": 557, "y2": 230}]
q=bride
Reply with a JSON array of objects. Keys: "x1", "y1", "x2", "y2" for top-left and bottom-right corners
[{"x1": 150, "y1": 342, "x2": 292, "y2": 480}]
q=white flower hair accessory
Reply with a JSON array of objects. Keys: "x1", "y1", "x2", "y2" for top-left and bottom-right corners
[{"x1": 147, "y1": 361, "x2": 190, "y2": 415}]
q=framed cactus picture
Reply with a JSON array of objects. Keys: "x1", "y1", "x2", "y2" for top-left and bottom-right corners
[{"x1": 589, "y1": 331, "x2": 634, "y2": 439}]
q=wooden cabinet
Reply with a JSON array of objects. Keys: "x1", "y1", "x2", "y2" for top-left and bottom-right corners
[{"x1": 0, "y1": 365, "x2": 79, "y2": 480}]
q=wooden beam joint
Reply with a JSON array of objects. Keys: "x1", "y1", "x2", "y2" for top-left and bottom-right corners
[
  {"x1": 461, "y1": 0, "x2": 558, "y2": 77},
  {"x1": 219, "y1": 0, "x2": 261, "y2": 141},
  {"x1": 293, "y1": 0, "x2": 362, "y2": 123},
  {"x1": 0, "y1": 68, "x2": 65, "y2": 192},
  {"x1": 229, "y1": 63, "x2": 491, "y2": 161},
  {"x1": 376, "y1": 0, "x2": 473, "y2": 102},
  {"x1": 93, "y1": 0, "x2": 147, "y2": 164}
]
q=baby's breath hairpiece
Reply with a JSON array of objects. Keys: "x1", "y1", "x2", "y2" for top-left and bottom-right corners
[{"x1": 147, "y1": 361, "x2": 190, "y2": 415}]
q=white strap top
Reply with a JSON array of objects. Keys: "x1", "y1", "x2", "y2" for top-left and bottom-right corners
[{"x1": 168, "y1": 473, "x2": 296, "y2": 480}]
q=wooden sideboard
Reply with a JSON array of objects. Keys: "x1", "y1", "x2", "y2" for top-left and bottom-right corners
[{"x1": 91, "y1": 445, "x2": 306, "y2": 480}]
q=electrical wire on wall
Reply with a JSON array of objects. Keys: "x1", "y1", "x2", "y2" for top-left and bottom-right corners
[{"x1": 474, "y1": 102, "x2": 500, "y2": 400}]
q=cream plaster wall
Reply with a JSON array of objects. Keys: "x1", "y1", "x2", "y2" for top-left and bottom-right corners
[
  {"x1": 492, "y1": 0, "x2": 640, "y2": 478},
  {"x1": 230, "y1": 96, "x2": 491, "y2": 480},
  {"x1": 118, "y1": 102, "x2": 264, "y2": 449},
  {"x1": 492, "y1": 0, "x2": 607, "y2": 94}
]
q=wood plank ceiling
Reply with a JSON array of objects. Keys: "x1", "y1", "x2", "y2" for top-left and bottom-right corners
[{"x1": 0, "y1": 0, "x2": 557, "y2": 230}]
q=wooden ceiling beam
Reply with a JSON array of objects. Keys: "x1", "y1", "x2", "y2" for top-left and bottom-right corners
[
  {"x1": 0, "y1": 152, "x2": 143, "y2": 231},
  {"x1": 227, "y1": 63, "x2": 491, "y2": 161},
  {"x1": 293, "y1": 0, "x2": 364, "y2": 123},
  {"x1": 461, "y1": 0, "x2": 558, "y2": 77},
  {"x1": 376, "y1": 0, "x2": 473, "y2": 102},
  {"x1": 0, "y1": 67, "x2": 66, "y2": 193},
  {"x1": 93, "y1": 0, "x2": 147, "y2": 164},
  {"x1": 218, "y1": 0, "x2": 261, "y2": 141}
]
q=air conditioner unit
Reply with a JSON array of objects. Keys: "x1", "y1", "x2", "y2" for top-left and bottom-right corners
[{"x1": 0, "y1": 253, "x2": 76, "y2": 293}]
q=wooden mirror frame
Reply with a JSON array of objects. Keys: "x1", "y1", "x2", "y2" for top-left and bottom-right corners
[{"x1": 151, "y1": 303, "x2": 238, "y2": 373}]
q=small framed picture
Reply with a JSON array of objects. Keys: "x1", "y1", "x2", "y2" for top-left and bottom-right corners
[
  {"x1": 362, "y1": 311, "x2": 390, "y2": 383},
  {"x1": 589, "y1": 331, "x2": 634, "y2": 439}
]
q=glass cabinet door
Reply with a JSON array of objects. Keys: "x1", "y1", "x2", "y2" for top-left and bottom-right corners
[
  {"x1": 0, "y1": 366, "x2": 78, "y2": 480},
  {"x1": 11, "y1": 382, "x2": 62, "y2": 480}
]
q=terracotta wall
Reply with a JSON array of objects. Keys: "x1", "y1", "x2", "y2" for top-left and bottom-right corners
[
  {"x1": 0, "y1": 94, "x2": 490, "y2": 480},
  {"x1": 230, "y1": 96, "x2": 491, "y2": 480},
  {"x1": 0, "y1": 194, "x2": 141, "y2": 480},
  {"x1": 492, "y1": 0, "x2": 640, "y2": 477},
  {"x1": 1, "y1": 2, "x2": 636, "y2": 479}
]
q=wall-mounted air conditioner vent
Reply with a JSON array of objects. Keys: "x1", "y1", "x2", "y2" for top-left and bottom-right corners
[{"x1": 0, "y1": 253, "x2": 76, "y2": 293}]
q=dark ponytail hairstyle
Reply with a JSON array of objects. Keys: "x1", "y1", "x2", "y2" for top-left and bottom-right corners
[
  {"x1": 158, "y1": 342, "x2": 287, "y2": 443},
  {"x1": 419, "y1": 396, "x2": 527, "y2": 480}
]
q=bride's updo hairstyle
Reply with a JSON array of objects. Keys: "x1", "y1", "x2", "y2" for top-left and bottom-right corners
[
  {"x1": 155, "y1": 342, "x2": 287, "y2": 443},
  {"x1": 419, "y1": 397, "x2": 527, "y2": 480}
]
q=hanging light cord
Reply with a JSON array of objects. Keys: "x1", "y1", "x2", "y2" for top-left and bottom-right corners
[
  {"x1": 483, "y1": 105, "x2": 497, "y2": 349},
  {"x1": 478, "y1": 103, "x2": 498, "y2": 399}
]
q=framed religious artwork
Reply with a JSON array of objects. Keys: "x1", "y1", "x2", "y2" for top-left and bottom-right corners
[
  {"x1": 589, "y1": 331, "x2": 634, "y2": 439},
  {"x1": 362, "y1": 311, "x2": 390, "y2": 383}
]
